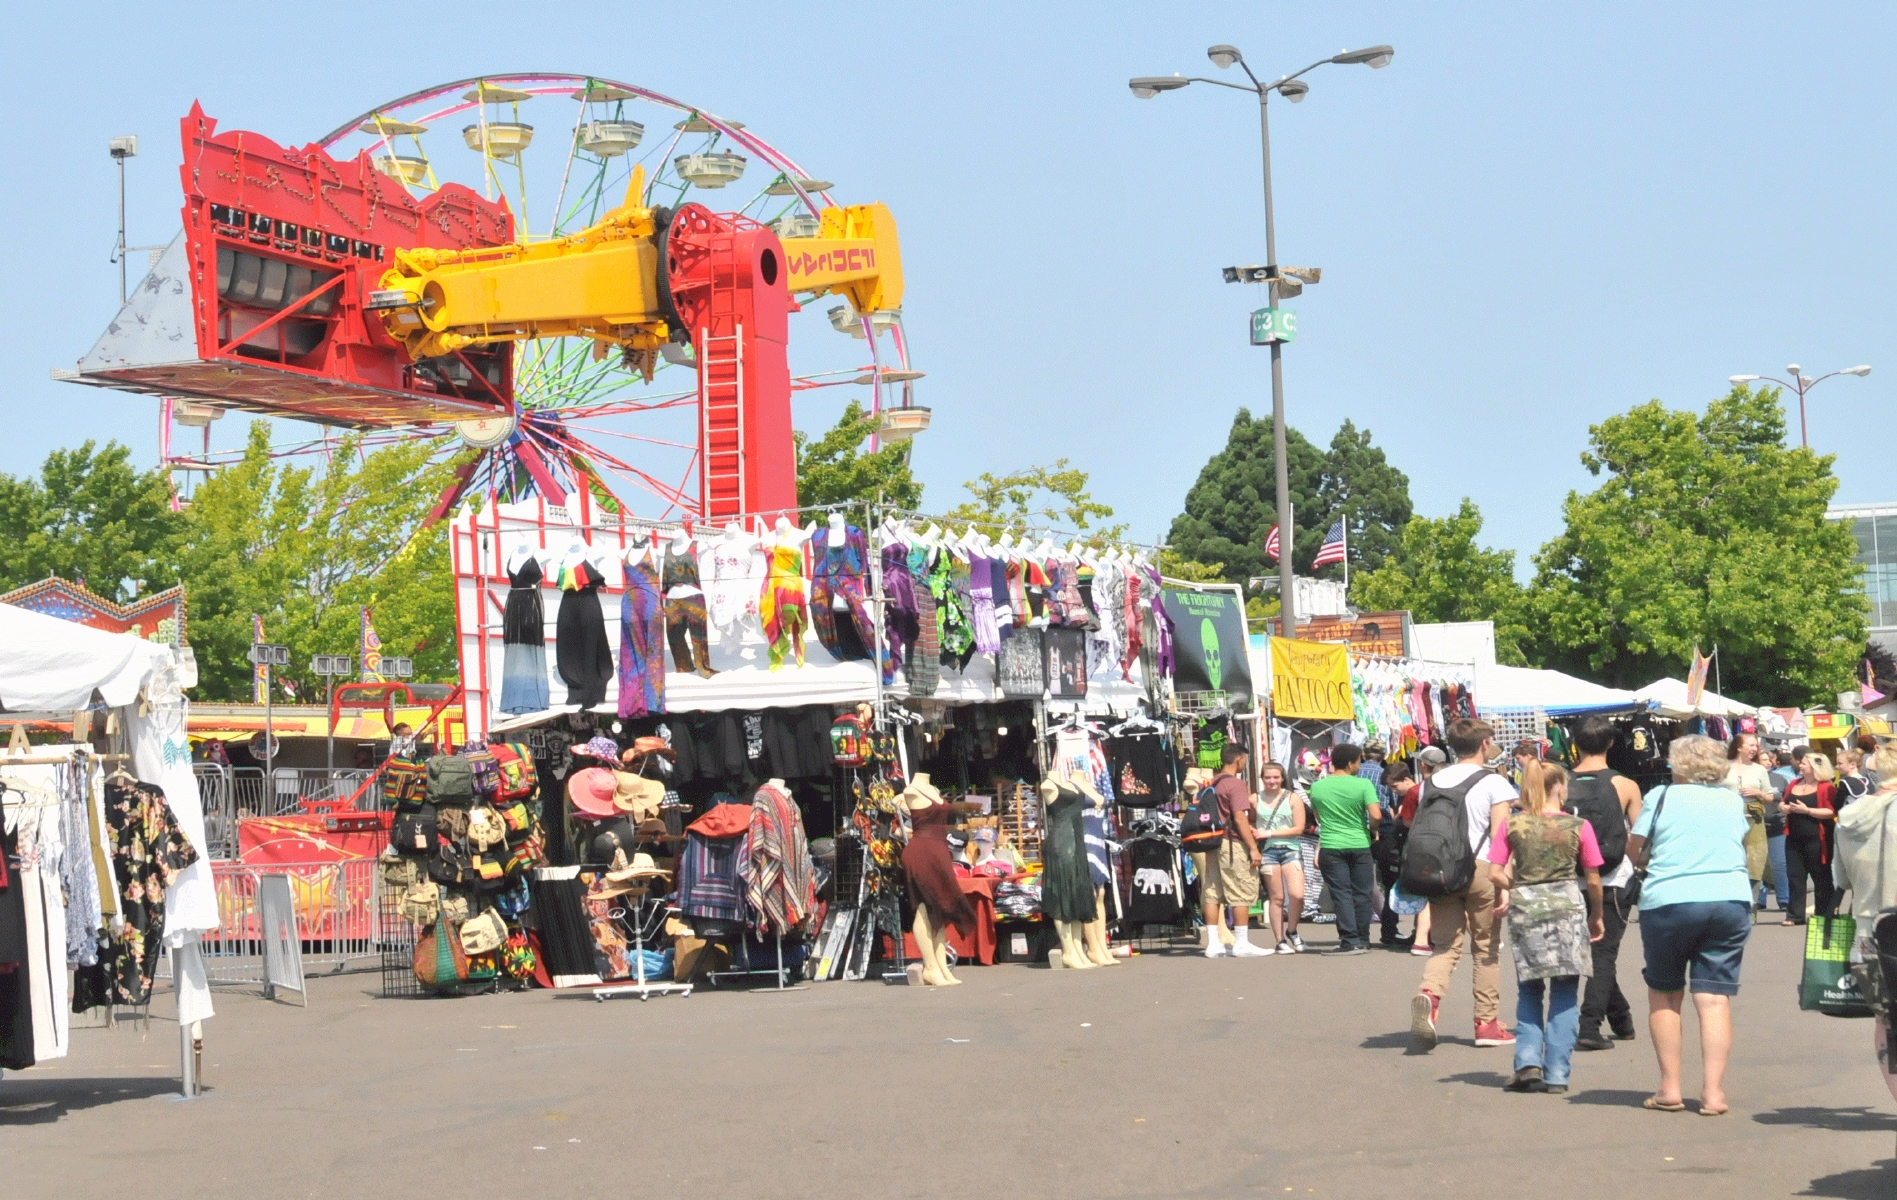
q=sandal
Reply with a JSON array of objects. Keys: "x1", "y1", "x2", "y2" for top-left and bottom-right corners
[
  {"x1": 1698, "y1": 1104, "x2": 1729, "y2": 1116},
  {"x1": 1643, "y1": 1096, "x2": 1686, "y2": 1112}
]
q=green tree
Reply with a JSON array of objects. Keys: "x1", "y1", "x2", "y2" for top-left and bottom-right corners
[
  {"x1": 0, "y1": 441, "x2": 180, "y2": 597},
  {"x1": 1317, "y1": 418, "x2": 1412, "y2": 576},
  {"x1": 179, "y1": 422, "x2": 463, "y2": 701},
  {"x1": 1167, "y1": 410, "x2": 1412, "y2": 585},
  {"x1": 1526, "y1": 385, "x2": 1864, "y2": 705},
  {"x1": 794, "y1": 400, "x2": 923, "y2": 512},
  {"x1": 1353, "y1": 499, "x2": 1530, "y2": 664},
  {"x1": 944, "y1": 460, "x2": 1125, "y2": 540},
  {"x1": 1167, "y1": 408, "x2": 1325, "y2": 584}
]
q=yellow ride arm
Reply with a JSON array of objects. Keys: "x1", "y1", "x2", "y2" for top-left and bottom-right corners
[{"x1": 373, "y1": 167, "x2": 903, "y2": 372}]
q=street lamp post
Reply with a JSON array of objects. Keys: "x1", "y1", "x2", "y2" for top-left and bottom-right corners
[
  {"x1": 1729, "y1": 364, "x2": 1871, "y2": 449},
  {"x1": 1132, "y1": 43, "x2": 1393, "y2": 636},
  {"x1": 247, "y1": 642, "x2": 290, "y2": 781}
]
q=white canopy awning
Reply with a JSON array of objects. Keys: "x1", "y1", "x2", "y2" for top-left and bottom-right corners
[
  {"x1": 1475, "y1": 663, "x2": 1640, "y2": 713},
  {"x1": 1633, "y1": 676, "x2": 1755, "y2": 718},
  {"x1": 0, "y1": 602, "x2": 175, "y2": 711}
]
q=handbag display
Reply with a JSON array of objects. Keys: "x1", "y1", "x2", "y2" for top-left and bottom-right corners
[
  {"x1": 459, "y1": 910, "x2": 507, "y2": 955},
  {"x1": 382, "y1": 756, "x2": 428, "y2": 807},
  {"x1": 414, "y1": 916, "x2": 470, "y2": 990}
]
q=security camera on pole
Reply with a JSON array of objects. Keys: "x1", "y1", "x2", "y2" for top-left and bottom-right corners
[{"x1": 1133, "y1": 43, "x2": 1393, "y2": 634}]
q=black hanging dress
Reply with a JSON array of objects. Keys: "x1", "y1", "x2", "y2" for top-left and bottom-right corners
[
  {"x1": 556, "y1": 561, "x2": 613, "y2": 708},
  {"x1": 1040, "y1": 783, "x2": 1097, "y2": 922},
  {"x1": 500, "y1": 556, "x2": 550, "y2": 714}
]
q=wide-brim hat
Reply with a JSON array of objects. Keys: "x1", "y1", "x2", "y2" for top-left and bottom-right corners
[
  {"x1": 1183, "y1": 767, "x2": 1214, "y2": 791},
  {"x1": 568, "y1": 767, "x2": 618, "y2": 819},
  {"x1": 607, "y1": 851, "x2": 672, "y2": 883},
  {"x1": 621, "y1": 736, "x2": 676, "y2": 766},
  {"x1": 612, "y1": 770, "x2": 665, "y2": 818},
  {"x1": 576, "y1": 736, "x2": 621, "y2": 762}
]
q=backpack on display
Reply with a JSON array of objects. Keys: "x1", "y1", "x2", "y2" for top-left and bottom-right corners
[
  {"x1": 391, "y1": 802, "x2": 438, "y2": 857},
  {"x1": 830, "y1": 713, "x2": 870, "y2": 767},
  {"x1": 491, "y1": 743, "x2": 538, "y2": 802},
  {"x1": 1180, "y1": 783, "x2": 1226, "y2": 851},
  {"x1": 1398, "y1": 769, "x2": 1492, "y2": 897},
  {"x1": 1565, "y1": 769, "x2": 1630, "y2": 875},
  {"x1": 382, "y1": 757, "x2": 427, "y2": 808},
  {"x1": 427, "y1": 754, "x2": 474, "y2": 805},
  {"x1": 465, "y1": 746, "x2": 502, "y2": 801}
]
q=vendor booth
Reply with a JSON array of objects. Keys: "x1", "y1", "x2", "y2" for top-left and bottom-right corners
[
  {"x1": 0, "y1": 603, "x2": 218, "y2": 1094},
  {"x1": 341, "y1": 495, "x2": 1216, "y2": 999}
]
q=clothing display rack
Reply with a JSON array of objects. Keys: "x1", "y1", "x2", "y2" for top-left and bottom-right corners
[{"x1": 591, "y1": 886, "x2": 693, "y2": 1002}]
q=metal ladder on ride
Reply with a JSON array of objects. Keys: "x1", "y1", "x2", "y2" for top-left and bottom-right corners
[{"x1": 696, "y1": 227, "x2": 746, "y2": 519}]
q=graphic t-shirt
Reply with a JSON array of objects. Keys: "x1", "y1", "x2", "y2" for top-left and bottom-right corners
[{"x1": 1308, "y1": 773, "x2": 1380, "y2": 851}]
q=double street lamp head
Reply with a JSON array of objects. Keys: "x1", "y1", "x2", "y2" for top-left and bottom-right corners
[{"x1": 1130, "y1": 43, "x2": 1393, "y2": 99}]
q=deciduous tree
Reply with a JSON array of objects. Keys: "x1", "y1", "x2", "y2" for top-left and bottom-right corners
[
  {"x1": 1526, "y1": 385, "x2": 1863, "y2": 705},
  {"x1": 1352, "y1": 499, "x2": 1530, "y2": 664}
]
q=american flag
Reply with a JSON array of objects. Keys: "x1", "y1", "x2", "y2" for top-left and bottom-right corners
[
  {"x1": 1312, "y1": 519, "x2": 1347, "y2": 568},
  {"x1": 1264, "y1": 524, "x2": 1280, "y2": 561}
]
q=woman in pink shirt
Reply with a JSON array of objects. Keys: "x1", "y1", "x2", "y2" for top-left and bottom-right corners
[{"x1": 1489, "y1": 761, "x2": 1606, "y2": 1094}]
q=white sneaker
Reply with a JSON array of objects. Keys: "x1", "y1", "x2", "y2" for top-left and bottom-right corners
[
  {"x1": 1231, "y1": 939, "x2": 1274, "y2": 958},
  {"x1": 1203, "y1": 939, "x2": 1228, "y2": 959},
  {"x1": 1276, "y1": 940, "x2": 1294, "y2": 954}
]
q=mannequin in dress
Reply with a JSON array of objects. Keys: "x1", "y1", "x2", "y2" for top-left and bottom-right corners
[
  {"x1": 1037, "y1": 775, "x2": 1097, "y2": 970},
  {"x1": 1071, "y1": 769, "x2": 1120, "y2": 967},
  {"x1": 901, "y1": 774, "x2": 975, "y2": 986}
]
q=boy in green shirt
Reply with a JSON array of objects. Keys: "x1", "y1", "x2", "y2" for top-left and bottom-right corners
[{"x1": 1307, "y1": 744, "x2": 1383, "y2": 954}]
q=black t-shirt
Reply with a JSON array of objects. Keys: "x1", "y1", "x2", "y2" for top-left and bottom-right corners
[{"x1": 1108, "y1": 735, "x2": 1175, "y2": 806}]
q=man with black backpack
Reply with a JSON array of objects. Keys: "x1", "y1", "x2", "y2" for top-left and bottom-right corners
[
  {"x1": 1566, "y1": 716, "x2": 1643, "y2": 1051},
  {"x1": 1406, "y1": 718, "x2": 1517, "y2": 1051}
]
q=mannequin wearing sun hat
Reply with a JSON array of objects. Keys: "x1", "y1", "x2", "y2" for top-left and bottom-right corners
[{"x1": 901, "y1": 773, "x2": 975, "y2": 986}]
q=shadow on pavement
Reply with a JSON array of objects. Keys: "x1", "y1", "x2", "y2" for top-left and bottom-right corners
[
  {"x1": 1754, "y1": 1106, "x2": 1897, "y2": 1133},
  {"x1": 1562, "y1": 1088, "x2": 1652, "y2": 1107},
  {"x1": 0, "y1": 1077, "x2": 185, "y2": 1125},
  {"x1": 1797, "y1": 1161, "x2": 1897, "y2": 1199},
  {"x1": 1436, "y1": 1070, "x2": 1509, "y2": 1089}
]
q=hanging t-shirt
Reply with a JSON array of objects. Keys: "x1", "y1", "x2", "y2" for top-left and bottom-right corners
[
  {"x1": 1108, "y1": 735, "x2": 1174, "y2": 807},
  {"x1": 1124, "y1": 839, "x2": 1185, "y2": 924},
  {"x1": 1195, "y1": 715, "x2": 1231, "y2": 771}
]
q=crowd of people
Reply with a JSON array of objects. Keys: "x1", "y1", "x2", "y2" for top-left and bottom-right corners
[{"x1": 1187, "y1": 715, "x2": 1897, "y2": 1112}]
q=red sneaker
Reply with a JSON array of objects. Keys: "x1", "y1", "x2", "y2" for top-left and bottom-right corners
[
  {"x1": 1410, "y1": 991, "x2": 1440, "y2": 1049},
  {"x1": 1474, "y1": 1019, "x2": 1516, "y2": 1047}
]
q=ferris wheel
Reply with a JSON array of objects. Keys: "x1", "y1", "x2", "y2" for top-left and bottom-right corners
[{"x1": 157, "y1": 72, "x2": 923, "y2": 520}]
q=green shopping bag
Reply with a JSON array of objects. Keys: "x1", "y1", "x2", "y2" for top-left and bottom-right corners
[{"x1": 1800, "y1": 915, "x2": 1872, "y2": 1016}]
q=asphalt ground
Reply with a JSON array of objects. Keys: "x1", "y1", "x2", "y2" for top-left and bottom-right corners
[{"x1": 1, "y1": 914, "x2": 1892, "y2": 1199}]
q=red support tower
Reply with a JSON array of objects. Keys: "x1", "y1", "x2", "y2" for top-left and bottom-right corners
[{"x1": 662, "y1": 204, "x2": 795, "y2": 518}]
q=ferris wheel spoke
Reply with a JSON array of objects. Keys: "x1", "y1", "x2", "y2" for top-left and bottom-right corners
[{"x1": 561, "y1": 424, "x2": 698, "y2": 451}]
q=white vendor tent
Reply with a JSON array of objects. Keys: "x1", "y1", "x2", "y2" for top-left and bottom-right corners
[
  {"x1": 1474, "y1": 663, "x2": 1640, "y2": 714},
  {"x1": 1633, "y1": 676, "x2": 1756, "y2": 719},
  {"x1": 0, "y1": 603, "x2": 219, "y2": 941}
]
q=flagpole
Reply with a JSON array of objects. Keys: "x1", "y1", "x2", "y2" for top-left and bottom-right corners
[{"x1": 1341, "y1": 524, "x2": 1349, "y2": 593}]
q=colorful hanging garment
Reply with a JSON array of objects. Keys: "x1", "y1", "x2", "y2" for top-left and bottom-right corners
[
  {"x1": 809, "y1": 526, "x2": 881, "y2": 674},
  {"x1": 759, "y1": 540, "x2": 808, "y2": 670},
  {"x1": 617, "y1": 555, "x2": 665, "y2": 718},
  {"x1": 905, "y1": 544, "x2": 941, "y2": 696}
]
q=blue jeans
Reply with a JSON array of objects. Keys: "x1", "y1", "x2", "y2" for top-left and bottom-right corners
[
  {"x1": 1760, "y1": 833, "x2": 1789, "y2": 908},
  {"x1": 1514, "y1": 976, "x2": 1581, "y2": 1086}
]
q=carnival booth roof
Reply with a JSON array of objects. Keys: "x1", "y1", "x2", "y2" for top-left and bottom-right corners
[
  {"x1": 1633, "y1": 676, "x2": 1756, "y2": 719},
  {"x1": 1475, "y1": 662, "x2": 1640, "y2": 715},
  {"x1": 0, "y1": 602, "x2": 179, "y2": 710}
]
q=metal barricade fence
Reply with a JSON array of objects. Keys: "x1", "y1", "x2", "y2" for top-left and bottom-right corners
[
  {"x1": 163, "y1": 858, "x2": 392, "y2": 987},
  {"x1": 194, "y1": 763, "x2": 239, "y2": 861}
]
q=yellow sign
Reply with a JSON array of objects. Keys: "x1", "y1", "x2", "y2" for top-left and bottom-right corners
[{"x1": 1270, "y1": 637, "x2": 1354, "y2": 721}]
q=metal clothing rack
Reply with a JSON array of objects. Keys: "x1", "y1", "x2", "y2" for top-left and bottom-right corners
[{"x1": 591, "y1": 885, "x2": 693, "y2": 1001}]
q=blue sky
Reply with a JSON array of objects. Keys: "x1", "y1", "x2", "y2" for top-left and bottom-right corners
[{"x1": 6, "y1": 2, "x2": 1893, "y2": 569}]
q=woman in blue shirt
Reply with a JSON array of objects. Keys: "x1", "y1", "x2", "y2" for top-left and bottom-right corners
[{"x1": 1626, "y1": 734, "x2": 1752, "y2": 1117}]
